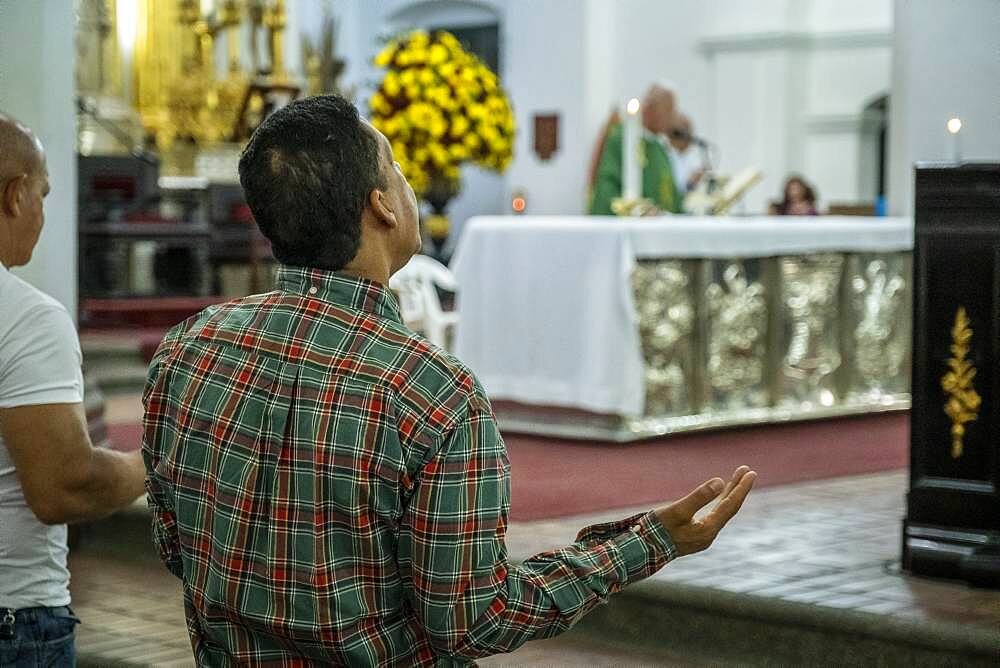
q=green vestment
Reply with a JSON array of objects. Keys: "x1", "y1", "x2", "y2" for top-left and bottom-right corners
[{"x1": 589, "y1": 123, "x2": 682, "y2": 215}]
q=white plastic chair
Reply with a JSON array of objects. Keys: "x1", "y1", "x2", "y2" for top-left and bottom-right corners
[{"x1": 389, "y1": 254, "x2": 459, "y2": 350}]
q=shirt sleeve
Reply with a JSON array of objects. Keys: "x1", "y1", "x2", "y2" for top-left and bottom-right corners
[
  {"x1": 396, "y1": 393, "x2": 676, "y2": 660},
  {"x1": 0, "y1": 304, "x2": 83, "y2": 408},
  {"x1": 141, "y1": 324, "x2": 189, "y2": 579}
]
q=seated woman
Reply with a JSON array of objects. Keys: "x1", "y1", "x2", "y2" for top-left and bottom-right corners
[{"x1": 769, "y1": 175, "x2": 819, "y2": 215}]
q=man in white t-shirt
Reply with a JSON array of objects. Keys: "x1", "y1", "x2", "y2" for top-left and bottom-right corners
[{"x1": 0, "y1": 114, "x2": 146, "y2": 666}]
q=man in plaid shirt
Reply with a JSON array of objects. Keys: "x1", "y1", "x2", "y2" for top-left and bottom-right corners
[{"x1": 143, "y1": 95, "x2": 756, "y2": 666}]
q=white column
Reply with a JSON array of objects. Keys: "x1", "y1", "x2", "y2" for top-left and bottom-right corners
[
  {"x1": 0, "y1": 0, "x2": 78, "y2": 316},
  {"x1": 888, "y1": 0, "x2": 1000, "y2": 216}
]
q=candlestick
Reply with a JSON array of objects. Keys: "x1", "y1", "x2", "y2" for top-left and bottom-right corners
[
  {"x1": 623, "y1": 97, "x2": 641, "y2": 201},
  {"x1": 947, "y1": 117, "x2": 962, "y2": 163}
]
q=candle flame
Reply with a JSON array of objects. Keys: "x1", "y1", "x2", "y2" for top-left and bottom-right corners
[
  {"x1": 947, "y1": 118, "x2": 962, "y2": 134},
  {"x1": 626, "y1": 98, "x2": 640, "y2": 115}
]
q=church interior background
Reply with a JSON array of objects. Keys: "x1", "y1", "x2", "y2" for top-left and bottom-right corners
[{"x1": 0, "y1": 0, "x2": 998, "y2": 665}]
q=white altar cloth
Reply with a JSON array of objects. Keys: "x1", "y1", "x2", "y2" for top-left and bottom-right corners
[{"x1": 449, "y1": 215, "x2": 913, "y2": 417}]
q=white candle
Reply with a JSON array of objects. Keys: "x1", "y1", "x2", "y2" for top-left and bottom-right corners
[
  {"x1": 947, "y1": 117, "x2": 962, "y2": 163},
  {"x1": 623, "y1": 97, "x2": 641, "y2": 201}
]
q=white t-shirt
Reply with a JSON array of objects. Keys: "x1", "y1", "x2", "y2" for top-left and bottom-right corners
[{"x1": 0, "y1": 263, "x2": 83, "y2": 609}]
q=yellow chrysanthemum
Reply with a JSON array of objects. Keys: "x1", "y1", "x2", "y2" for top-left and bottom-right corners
[
  {"x1": 429, "y1": 117, "x2": 447, "y2": 139},
  {"x1": 467, "y1": 104, "x2": 486, "y2": 120},
  {"x1": 427, "y1": 87, "x2": 450, "y2": 108},
  {"x1": 408, "y1": 47, "x2": 428, "y2": 65},
  {"x1": 383, "y1": 71, "x2": 401, "y2": 97},
  {"x1": 374, "y1": 42, "x2": 398, "y2": 67},
  {"x1": 450, "y1": 115, "x2": 470, "y2": 138},
  {"x1": 418, "y1": 68, "x2": 436, "y2": 86},
  {"x1": 428, "y1": 143, "x2": 450, "y2": 167},
  {"x1": 428, "y1": 44, "x2": 448, "y2": 65},
  {"x1": 463, "y1": 133, "x2": 481, "y2": 150},
  {"x1": 480, "y1": 125, "x2": 499, "y2": 143}
]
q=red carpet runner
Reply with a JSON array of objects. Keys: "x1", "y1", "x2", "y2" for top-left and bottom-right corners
[
  {"x1": 502, "y1": 413, "x2": 908, "y2": 520},
  {"x1": 110, "y1": 412, "x2": 908, "y2": 522}
]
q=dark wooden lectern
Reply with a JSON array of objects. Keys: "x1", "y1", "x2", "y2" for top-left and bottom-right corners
[{"x1": 903, "y1": 163, "x2": 1000, "y2": 587}]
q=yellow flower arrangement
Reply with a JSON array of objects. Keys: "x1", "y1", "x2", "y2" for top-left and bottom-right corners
[{"x1": 370, "y1": 30, "x2": 516, "y2": 198}]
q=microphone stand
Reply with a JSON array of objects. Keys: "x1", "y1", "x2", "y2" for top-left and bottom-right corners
[{"x1": 76, "y1": 95, "x2": 160, "y2": 166}]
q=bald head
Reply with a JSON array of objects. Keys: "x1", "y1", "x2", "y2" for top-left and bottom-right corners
[
  {"x1": 642, "y1": 84, "x2": 677, "y2": 135},
  {"x1": 0, "y1": 113, "x2": 45, "y2": 182},
  {"x1": 0, "y1": 113, "x2": 48, "y2": 268}
]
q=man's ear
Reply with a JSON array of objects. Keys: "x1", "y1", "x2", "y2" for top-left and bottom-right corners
[
  {"x1": 2, "y1": 175, "x2": 26, "y2": 218},
  {"x1": 367, "y1": 188, "x2": 398, "y2": 229}
]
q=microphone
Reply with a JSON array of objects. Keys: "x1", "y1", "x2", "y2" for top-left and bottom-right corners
[{"x1": 669, "y1": 128, "x2": 710, "y2": 148}]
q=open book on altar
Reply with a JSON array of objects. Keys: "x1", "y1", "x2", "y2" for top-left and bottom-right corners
[{"x1": 684, "y1": 167, "x2": 763, "y2": 215}]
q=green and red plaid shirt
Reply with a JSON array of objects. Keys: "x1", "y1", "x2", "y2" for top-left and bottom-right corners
[{"x1": 143, "y1": 265, "x2": 677, "y2": 666}]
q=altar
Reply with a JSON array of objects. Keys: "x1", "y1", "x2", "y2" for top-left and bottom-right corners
[{"x1": 450, "y1": 215, "x2": 913, "y2": 441}]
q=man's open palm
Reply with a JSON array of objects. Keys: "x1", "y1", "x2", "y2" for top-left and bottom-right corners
[{"x1": 654, "y1": 466, "x2": 757, "y2": 556}]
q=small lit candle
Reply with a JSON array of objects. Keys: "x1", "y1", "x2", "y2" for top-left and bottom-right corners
[
  {"x1": 947, "y1": 117, "x2": 962, "y2": 163},
  {"x1": 511, "y1": 192, "x2": 526, "y2": 214},
  {"x1": 623, "y1": 98, "x2": 641, "y2": 202}
]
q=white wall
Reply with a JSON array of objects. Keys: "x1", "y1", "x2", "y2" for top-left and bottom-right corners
[
  {"x1": 698, "y1": 2, "x2": 892, "y2": 212},
  {"x1": 888, "y1": 0, "x2": 1000, "y2": 216},
  {"x1": 502, "y1": 0, "x2": 590, "y2": 216},
  {"x1": 0, "y1": 0, "x2": 78, "y2": 314}
]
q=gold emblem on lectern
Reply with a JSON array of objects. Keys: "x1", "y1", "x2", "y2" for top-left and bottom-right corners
[{"x1": 941, "y1": 307, "x2": 981, "y2": 458}]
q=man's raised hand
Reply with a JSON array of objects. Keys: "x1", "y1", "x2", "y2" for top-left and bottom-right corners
[{"x1": 653, "y1": 466, "x2": 756, "y2": 557}]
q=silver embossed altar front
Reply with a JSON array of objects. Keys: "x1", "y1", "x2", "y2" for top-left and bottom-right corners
[{"x1": 450, "y1": 216, "x2": 913, "y2": 441}]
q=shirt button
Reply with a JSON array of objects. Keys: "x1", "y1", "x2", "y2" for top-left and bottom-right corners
[{"x1": 308, "y1": 286, "x2": 318, "y2": 295}]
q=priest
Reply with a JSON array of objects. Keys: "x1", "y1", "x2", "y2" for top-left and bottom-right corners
[{"x1": 588, "y1": 82, "x2": 683, "y2": 215}]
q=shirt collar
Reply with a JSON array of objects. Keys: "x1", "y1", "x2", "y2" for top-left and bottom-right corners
[{"x1": 275, "y1": 265, "x2": 403, "y2": 325}]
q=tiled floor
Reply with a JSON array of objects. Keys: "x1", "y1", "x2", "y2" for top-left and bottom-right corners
[{"x1": 71, "y1": 470, "x2": 1000, "y2": 666}]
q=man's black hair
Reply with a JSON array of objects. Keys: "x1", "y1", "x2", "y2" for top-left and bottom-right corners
[{"x1": 238, "y1": 95, "x2": 385, "y2": 271}]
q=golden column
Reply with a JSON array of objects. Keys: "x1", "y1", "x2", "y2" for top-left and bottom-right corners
[
  {"x1": 263, "y1": 0, "x2": 287, "y2": 81},
  {"x1": 219, "y1": 0, "x2": 243, "y2": 73}
]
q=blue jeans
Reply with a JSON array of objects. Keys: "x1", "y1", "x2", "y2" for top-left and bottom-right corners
[{"x1": 0, "y1": 606, "x2": 79, "y2": 667}]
